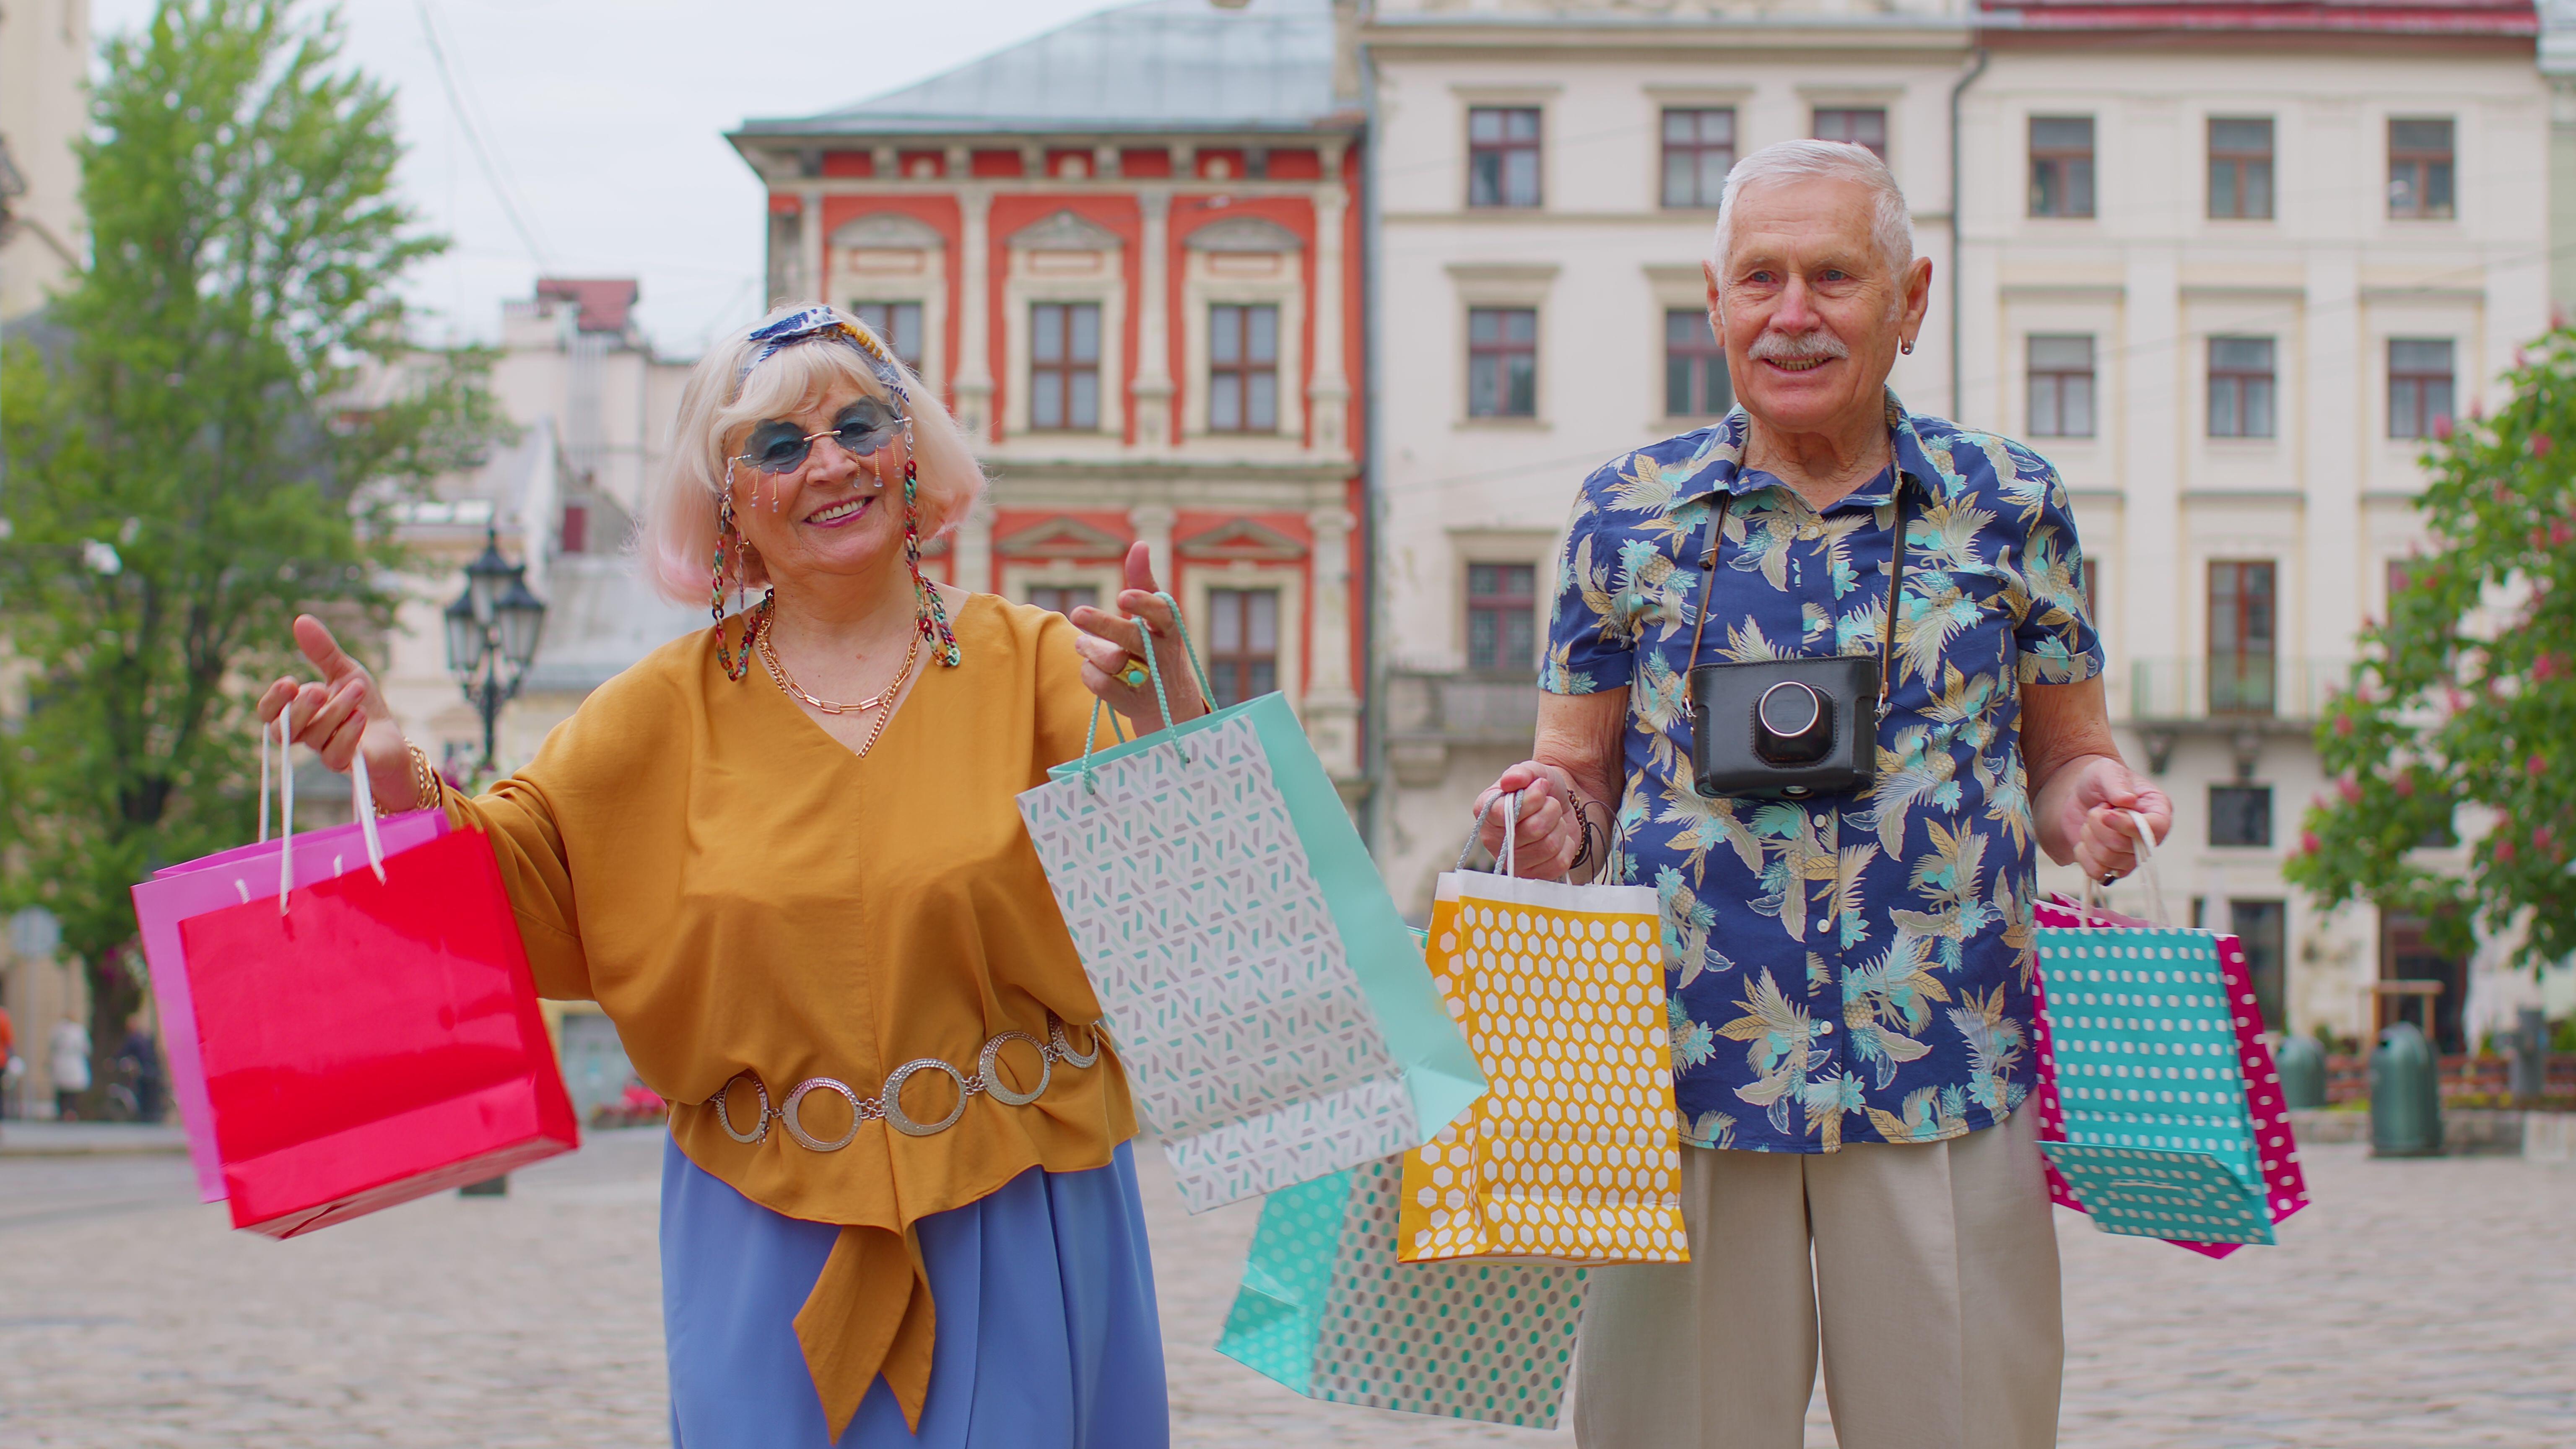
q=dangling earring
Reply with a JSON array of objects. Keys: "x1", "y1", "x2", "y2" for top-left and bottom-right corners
[
  {"x1": 712, "y1": 489, "x2": 770, "y2": 681},
  {"x1": 898, "y1": 434, "x2": 962, "y2": 668}
]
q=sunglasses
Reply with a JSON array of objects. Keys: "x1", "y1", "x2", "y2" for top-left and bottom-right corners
[{"x1": 734, "y1": 399, "x2": 902, "y2": 475}]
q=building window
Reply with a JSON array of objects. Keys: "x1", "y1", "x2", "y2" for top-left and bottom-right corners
[
  {"x1": 559, "y1": 502, "x2": 589, "y2": 556},
  {"x1": 1468, "y1": 307, "x2": 1538, "y2": 418},
  {"x1": 2028, "y1": 116, "x2": 2096, "y2": 218},
  {"x1": 1665, "y1": 309, "x2": 1731, "y2": 417},
  {"x1": 2209, "y1": 785, "x2": 2274, "y2": 848},
  {"x1": 1026, "y1": 584, "x2": 1097, "y2": 616},
  {"x1": 2388, "y1": 338, "x2": 2455, "y2": 440},
  {"x1": 1812, "y1": 107, "x2": 1887, "y2": 159},
  {"x1": 1467, "y1": 106, "x2": 1542, "y2": 208},
  {"x1": 2388, "y1": 118, "x2": 2456, "y2": 219},
  {"x1": 2027, "y1": 334, "x2": 2096, "y2": 437},
  {"x1": 1208, "y1": 303, "x2": 1280, "y2": 434},
  {"x1": 851, "y1": 301, "x2": 924, "y2": 374},
  {"x1": 2208, "y1": 117, "x2": 2275, "y2": 220},
  {"x1": 2208, "y1": 337, "x2": 2276, "y2": 439},
  {"x1": 1207, "y1": 587, "x2": 1280, "y2": 707},
  {"x1": 2209, "y1": 560, "x2": 2277, "y2": 714},
  {"x1": 1466, "y1": 563, "x2": 1539, "y2": 675},
  {"x1": 1661, "y1": 107, "x2": 1735, "y2": 208},
  {"x1": 1029, "y1": 302, "x2": 1101, "y2": 431},
  {"x1": 2229, "y1": 900, "x2": 2288, "y2": 1031},
  {"x1": 2081, "y1": 558, "x2": 2099, "y2": 621}
]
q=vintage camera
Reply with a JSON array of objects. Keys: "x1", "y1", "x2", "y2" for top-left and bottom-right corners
[
  {"x1": 1689, "y1": 657, "x2": 1880, "y2": 800},
  {"x1": 1684, "y1": 486, "x2": 1906, "y2": 802}
]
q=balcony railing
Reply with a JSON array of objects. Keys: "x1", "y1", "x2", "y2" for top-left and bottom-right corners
[
  {"x1": 2127, "y1": 657, "x2": 2352, "y2": 724},
  {"x1": 1385, "y1": 669, "x2": 1542, "y2": 747}
]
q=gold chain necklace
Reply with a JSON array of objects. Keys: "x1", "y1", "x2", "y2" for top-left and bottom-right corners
[{"x1": 754, "y1": 621, "x2": 922, "y2": 758}]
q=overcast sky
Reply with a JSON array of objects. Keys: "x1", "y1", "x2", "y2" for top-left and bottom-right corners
[{"x1": 90, "y1": 0, "x2": 1123, "y2": 358}]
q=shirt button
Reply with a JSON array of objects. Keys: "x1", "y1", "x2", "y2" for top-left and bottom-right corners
[
  {"x1": 1816, "y1": 1021, "x2": 1834, "y2": 1034},
  {"x1": 1815, "y1": 918, "x2": 1831, "y2": 933}
]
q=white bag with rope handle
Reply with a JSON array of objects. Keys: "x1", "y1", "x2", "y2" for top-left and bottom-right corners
[{"x1": 1015, "y1": 592, "x2": 1484, "y2": 1213}]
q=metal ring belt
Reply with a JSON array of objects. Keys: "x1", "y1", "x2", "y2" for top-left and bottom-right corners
[{"x1": 710, "y1": 1013, "x2": 1103, "y2": 1150}]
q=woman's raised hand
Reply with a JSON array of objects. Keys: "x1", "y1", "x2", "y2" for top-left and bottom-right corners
[
  {"x1": 1067, "y1": 543, "x2": 1210, "y2": 732},
  {"x1": 1473, "y1": 763, "x2": 1587, "y2": 880},
  {"x1": 255, "y1": 615, "x2": 418, "y2": 814}
]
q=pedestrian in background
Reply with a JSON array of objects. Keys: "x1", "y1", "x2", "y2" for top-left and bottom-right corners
[
  {"x1": 257, "y1": 304, "x2": 1195, "y2": 1449},
  {"x1": 0, "y1": 1002, "x2": 15, "y2": 1120},
  {"x1": 48, "y1": 1014, "x2": 90, "y2": 1122},
  {"x1": 1478, "y1": 140, "x2": 2171, "y2": 1449},
  {"x1": 119, "y1": 1017, "x2": 165, "y2": 1124}
]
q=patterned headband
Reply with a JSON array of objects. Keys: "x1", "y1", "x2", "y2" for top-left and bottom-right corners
[{"x1": 735, "y1": 306, "x2": 909, "y2": 412}]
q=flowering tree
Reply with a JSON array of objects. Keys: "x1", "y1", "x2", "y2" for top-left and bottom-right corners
[{"x1": 2286, "y1": 329, "x2": 2576, "y2": 978}]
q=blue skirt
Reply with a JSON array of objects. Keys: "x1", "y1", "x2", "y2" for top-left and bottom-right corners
[{"x1": 660, "y1": 1138, "x2": 1169, "y2": 1449}]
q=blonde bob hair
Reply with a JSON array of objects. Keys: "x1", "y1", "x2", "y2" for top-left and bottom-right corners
[{"x1": 640, "y1": 303, "x2": 985, "y2": 605}]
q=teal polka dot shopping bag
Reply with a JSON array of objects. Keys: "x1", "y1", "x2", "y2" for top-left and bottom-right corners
[{"x1": 2029, "y1": 813, "x2": 2311, "y2": 1256}]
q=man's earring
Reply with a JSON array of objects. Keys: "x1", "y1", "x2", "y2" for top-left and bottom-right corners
[{"x1": 1901, "y1": 339, "x2": 1915, "y2": 356}]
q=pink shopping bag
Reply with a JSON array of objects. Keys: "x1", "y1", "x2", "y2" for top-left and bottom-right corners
[
  {"x1": 2028, "y1": 878, "x2": 2311, "y2": 1257},
  {"x1": 130, "y1": 725, "x2": 447, "y2": 1200}
]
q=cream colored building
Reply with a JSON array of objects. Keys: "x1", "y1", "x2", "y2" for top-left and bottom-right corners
[
  {"x1": 0, "y1": 0, "x2": 90, "y2": 1111},
  {"x1": 1360, "y1": 0, "x2": 2550, "y2": 1048},
  {"x1": 1961, "y1": 7, "x2": 2549, "y2": 1048},
  {"x1": 377, "y1": 280, "x2": 698, "y2": 781},
  {"x1": 0, "y1": 0, "x2": 87, "y2": 321}
]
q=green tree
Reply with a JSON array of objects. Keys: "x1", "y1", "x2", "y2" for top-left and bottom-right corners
[
  {"x1": 2287, "y1": 327, "x2": 2576, "y2": 979},
  {"x1": 0, "y1": 0, "x2": 504, "y2": 1104}
]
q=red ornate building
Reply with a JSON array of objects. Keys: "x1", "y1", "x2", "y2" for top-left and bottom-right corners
[{"x1": 728, "y1": 0, "x2": 1368, "y2": 788}]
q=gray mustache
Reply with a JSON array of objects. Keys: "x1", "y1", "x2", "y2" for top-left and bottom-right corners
[{"x1": 1747, "y1": 332, "x2": 1850, "y2": 362}]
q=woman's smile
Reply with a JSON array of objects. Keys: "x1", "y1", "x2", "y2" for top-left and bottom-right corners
[{"x1": 803, "y1": 494, "x2": 873, "y2": 529}]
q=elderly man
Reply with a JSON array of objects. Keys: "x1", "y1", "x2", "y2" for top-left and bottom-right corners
[{"x1": 1478, "y1": 140, "x2": 2171, "y2": 1449}]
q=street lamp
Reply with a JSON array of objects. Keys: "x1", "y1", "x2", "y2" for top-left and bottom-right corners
[{"x1": 444, "y1": 527, "x2": 547, "y2": 772}]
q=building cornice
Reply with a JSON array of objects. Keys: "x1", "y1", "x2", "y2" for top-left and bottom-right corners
[{"x1": 1358, "y1": 17, "x2": 1972, "y2": 57}]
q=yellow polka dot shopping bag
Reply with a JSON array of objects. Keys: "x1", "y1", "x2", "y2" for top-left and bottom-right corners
[{"x1": 1397, "y1": 795, "x2": 1690, "y2": 1266}]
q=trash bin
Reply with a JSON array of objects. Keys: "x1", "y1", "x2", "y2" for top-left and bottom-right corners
[
  {"x1": 2370, "y1": 1020, "x2": 2443, "y2": 1157},
  {"x1": 2277, "y1": 1033, "x2": 2328, "y2": 1111}
]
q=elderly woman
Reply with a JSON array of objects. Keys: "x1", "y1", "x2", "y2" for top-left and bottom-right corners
[{"x1": 257, "y1": 305, "x2": 1196, "y2": 1448}]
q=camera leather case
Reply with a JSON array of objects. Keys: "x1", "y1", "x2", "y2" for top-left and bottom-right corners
[{"x1": 1689, "y1": 655, "x2": 1880, "y2": 800}]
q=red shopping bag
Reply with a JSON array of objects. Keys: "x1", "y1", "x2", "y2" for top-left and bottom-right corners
[
  {"x1": 179, "y1": 821, "x2": 577, "y2": 1238},
  {"x1": 134, "y1": 806, "x2": 451, "y2": 1202}
]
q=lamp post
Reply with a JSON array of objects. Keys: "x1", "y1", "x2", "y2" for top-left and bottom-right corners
[{"x1": 443, "y1": 527, "x2": 548, "y2": 773}]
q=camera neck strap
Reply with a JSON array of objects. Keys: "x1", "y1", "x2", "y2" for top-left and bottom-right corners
[{"x1": 1685, "y1": 455, "x2": 1911, "y2": 719}]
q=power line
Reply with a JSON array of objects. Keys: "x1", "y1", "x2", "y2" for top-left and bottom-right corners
[{"x1": 414, "y1": 0, "x2": 553, "y2": 271}]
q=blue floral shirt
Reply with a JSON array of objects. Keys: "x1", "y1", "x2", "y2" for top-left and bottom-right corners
[{"x1": 1542, "y1": 394, "x2": 2103, "y2": 1153}]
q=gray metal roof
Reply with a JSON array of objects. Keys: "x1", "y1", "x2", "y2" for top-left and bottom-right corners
[{"x1": 735, "y1": 0, "x2": 1345, "y2": 138}]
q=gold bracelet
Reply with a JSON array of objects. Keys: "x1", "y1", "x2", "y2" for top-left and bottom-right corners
[{"x1": 405, "y1": 741, "x2": 442, "y2": 811}]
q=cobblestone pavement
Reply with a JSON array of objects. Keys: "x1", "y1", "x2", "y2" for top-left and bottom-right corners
[{"x1": 2, "y1": 1134, "x2": 2568, "y2": 1447}]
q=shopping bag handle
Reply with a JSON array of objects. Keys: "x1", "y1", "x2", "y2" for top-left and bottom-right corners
[
  {"x1": 255, "y1": 712, "x2": 386, "y2": 911},
  {"x1": 1454, "y1": 788, "x2": 1574, "y2": 884},
  {"x1": 1074, "y1": 590, "x2": 1220, "y2": 796},
  {"x1": 2078, "y1": 808, "x2": 2165, "y2": 929}
]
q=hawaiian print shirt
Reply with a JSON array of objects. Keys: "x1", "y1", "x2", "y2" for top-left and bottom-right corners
[{"x1": 1542, "y1": 393, "x2": 2103, "y2": 1154}]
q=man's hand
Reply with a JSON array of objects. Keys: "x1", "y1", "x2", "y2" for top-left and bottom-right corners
[
  {"x1": 2048, "y1": 756, "x2": 2173, "y2": 882},
  {"x1": 1473, "y1": 763, "x2": 1586, "y2": 880}
]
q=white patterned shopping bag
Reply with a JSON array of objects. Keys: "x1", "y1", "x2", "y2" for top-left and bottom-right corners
[
  {"x1": 1215, "y1": 1154, "x2": 1586, "y2": 1428},
  {"x1": 1016, "y1": 597, "x2": 1483, "y2": 1211}
]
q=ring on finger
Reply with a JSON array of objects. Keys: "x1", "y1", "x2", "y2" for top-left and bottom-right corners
[{"x1": 1118, "y1": 656, "x2": 1150, "y2": 689}]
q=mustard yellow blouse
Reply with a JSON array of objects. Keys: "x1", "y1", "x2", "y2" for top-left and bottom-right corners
[{"x1": 442, "y1": 594, "x2": 1136, "y2": 1436}]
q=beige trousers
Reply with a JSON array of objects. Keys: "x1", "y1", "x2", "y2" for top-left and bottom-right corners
[{"x1": 1573, "y1": 1106, "x2": 2062, "y2": 1449}]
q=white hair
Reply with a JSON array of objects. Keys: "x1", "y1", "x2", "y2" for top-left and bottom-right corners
[{"x1": 1709, "y1": 139, "x2": 1916, "y2": 286}]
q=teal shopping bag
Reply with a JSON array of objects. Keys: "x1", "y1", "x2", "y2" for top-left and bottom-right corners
[
  {"x1": 1216, "y1": 1155, "x2": 1585, "y2": 1428},
  {"x1": 1017, "y1": 597, "x2": 1482, "y2": 1212}
]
